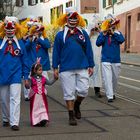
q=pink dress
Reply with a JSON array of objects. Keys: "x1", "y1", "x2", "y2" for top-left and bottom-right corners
[{"x1": 29, "y1": 76, "x2": 49, "y2": 126}]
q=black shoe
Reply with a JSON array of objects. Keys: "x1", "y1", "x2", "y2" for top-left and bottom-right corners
[
  {"x1": 113, "y1": 95, "x2": 116, "y2": 100},
  {"x1": 69, "y1": 118, "x2": 77, "y2": 126},
  {"x1": 95, "y1": 92, "x2": 102, "y2": 98},
  {"x1": 74, "y1": 101, "x2": 81, "y2": 119},
  {"x1": 33, "y1": 123, "x2": 41, "y2": 127},
  {"x1": 25, "y1": 98, "x2": 30, "y2": 101},
  {"x1": 94, "y1": 87, "x2": 102, "y2": 98},
  {"x1": 40, "y1": 120, "x2": 47, "y2": 127},
  {"x1": 108, "y1": 99, "x2": 113, "y2": 103},
  {"x1": 3, "y1": 121, "x2": 9, "y2": 127},
  {"x1": 11, "y1": 125, "x2": 19, "y2": 131}
]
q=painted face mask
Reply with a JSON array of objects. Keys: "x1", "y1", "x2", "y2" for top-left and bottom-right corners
[
  {"x1": 4, "y1": 21, "x2": 16, "y2": 38},
  {"x1": 67, "y1": 12, "x2": 78, "y2": 28}
]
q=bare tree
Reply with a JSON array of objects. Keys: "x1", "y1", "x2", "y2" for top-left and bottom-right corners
[{"x1": 0, "y1": 0, "x2": 16, "y2": 20}]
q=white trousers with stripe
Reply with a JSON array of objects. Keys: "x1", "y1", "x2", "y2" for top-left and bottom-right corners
[
  {"x1": 0, "y1": 84, "x2": 21, "y2": 126},
  {"x1": 102, "y1": 62, "x2": 121, "y2": 99}
]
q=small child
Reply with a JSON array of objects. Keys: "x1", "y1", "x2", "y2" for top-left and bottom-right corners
[{"x1": 26, "y1": 58, "x2": 57, "y2": 127}]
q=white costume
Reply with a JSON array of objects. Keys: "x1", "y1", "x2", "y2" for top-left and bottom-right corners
[
  {"x1": 88, "y1": 15, "x2": 102, "y2": 94},
  {"x1": 90, "y1": 33, "x2": 102, "y2": 88}
]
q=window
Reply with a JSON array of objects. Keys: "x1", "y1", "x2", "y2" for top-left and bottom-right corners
[
  {"x1": 103, "y1": 0, "x2": 106, "y2": 8},
  {"x1": 40, "y1": 0, "x2": 50, "y2": 2},
  {"x1": 66, "y1": 1, "x2": 72, "y2": 8},
  {"x1": 137, "y1": 13, "x2": 140, "y2": 21},
  {"x1": 117, "y1": 0, "x2": 123, "y2": 3},
  {"x1": 108, "y1": 0, "x2": 112, "y2": 6},
  {"x1": 103, "y1": 0, "x2": 117, "y2": 8},
  {"x1": 28, "y1": 0, "x2": 38, "y2": 6},
  {"x1": 16, "y1": 0, "x2": 24, "y2": 7}
]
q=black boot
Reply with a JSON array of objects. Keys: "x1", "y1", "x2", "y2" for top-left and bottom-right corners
[
  {"x1": 94, "y1": 87, "x2": 102, "y2": 98},
  {"x1": 68, "y1": 110, "x2": 77, "y2": 126},
  {"x1": 40, "y1": 120, "x2": 47, "y2": 127},
  {"x1": 74, "y1": 100, "x2": 81, "y2": 119}
]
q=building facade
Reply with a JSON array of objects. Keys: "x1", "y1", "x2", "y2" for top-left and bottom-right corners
[
  {"x1": 14, "y1": 0, "x2": 99, "y2": 25},
  {"x1": 102, "y1": 0, "x2": 140, "y2": 53}
]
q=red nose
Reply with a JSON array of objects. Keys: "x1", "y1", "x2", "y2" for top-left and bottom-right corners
[{"x1": 5, "y1": 22, "x2": 14, "y2": 29}]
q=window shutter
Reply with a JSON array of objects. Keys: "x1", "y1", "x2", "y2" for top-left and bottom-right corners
[
  {"x1": 103, "y1": 0, "x2": 106, "y2": 8},
  {"x1": 28, "y1": 0, "x2": 32, "y2": 5},
  {"x1": 16, "y1": 0, "x2": 19, "y2": 6},
  {"x1": 28, "y1": 0, "x2": 37, "y2": 6},
  {"x1": 113, "y1": 0, "x2": 117, "y2": 4}
]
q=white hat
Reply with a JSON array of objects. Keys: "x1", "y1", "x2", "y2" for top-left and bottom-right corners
[
  {"x1": 88, "y1": 14, "x2": 101, "y2": 31},
  {"x1": 65, "y1": 7, "x2": 76, "y2": 14},
  {"x1": 104, "y1": 14, "x2": 115, "y2": 20},
  {"x1": 4, "y1": 16, "x2": 18, "y2": 23},
  {"x1": 92, "y1": 14, "x2": 100, "y2": 24}
]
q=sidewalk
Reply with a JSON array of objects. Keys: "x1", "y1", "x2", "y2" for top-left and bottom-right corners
[{"x1": 121, "y1": 53, "x2": 140, "y2": 66}]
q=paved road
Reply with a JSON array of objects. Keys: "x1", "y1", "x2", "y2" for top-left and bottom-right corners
[
  {"x1": 0, "y1": 64, "x2": 140, "y2": 140},
  {"x1": 0, "y1": 53, "x2": 140, "y2": 140},
  {"x1": 121, "y1": 53, "x2": 140, "y2": 66}
]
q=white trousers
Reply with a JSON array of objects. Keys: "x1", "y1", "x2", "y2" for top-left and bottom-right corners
[
  {"x1": 60, "y1": 69, "x2": 89, "y2": 100},
  {"x1": 23, "y1": 71, "x2": 49, "y2": 98},
  {"x1": 102, "y1": 62, "x2": 121, "y2": 99},
  {"x1": 0, "y1": 84, "x2": 21, "y2": 126}
]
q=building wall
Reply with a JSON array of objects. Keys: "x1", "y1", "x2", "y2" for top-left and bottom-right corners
[
  {"x1": 80, "y1": 0, "x2": 99, "y2": 14},
  {"x1": 118, "y1": 7, "x2": 140, "y2": 53},
  {"x1": 14, "y1": 0, "x2": 50, "y2": 24},
  {"x1": 14, "y1": 0, "x2": 99, "y2": 25}
]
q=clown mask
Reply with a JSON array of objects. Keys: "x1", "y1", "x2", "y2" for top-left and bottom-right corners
[
  {"x1": 66, "y1": 12, "x2": 79, "y2": 28},
  {"x1": 4, "y1": 16, "x2": 17, "y2": 38}
]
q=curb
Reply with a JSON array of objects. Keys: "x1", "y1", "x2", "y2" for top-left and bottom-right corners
[{"x1": 121, "y1": 61, "x2": 140, "y2": 67}]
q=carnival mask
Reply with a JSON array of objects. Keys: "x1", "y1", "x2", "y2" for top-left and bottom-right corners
[
  {"x1": 4, "y1": 20, "x2": 16, "y2": 38},
  {"x1": 67, "y1": 12, "x2": 78, "y2": 28}
]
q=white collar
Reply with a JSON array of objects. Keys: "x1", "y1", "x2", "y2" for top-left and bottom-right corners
[
  {"x1": 0, "y1": 36, "x2": 21, "y2": 50},
  {"x1": 63, "y1": 26, "x2": 84, "y2": 43}
]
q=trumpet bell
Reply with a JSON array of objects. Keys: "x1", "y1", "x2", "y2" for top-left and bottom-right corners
[{"x1": 101, "y1": 20, "x2": 110, "y2": 32}]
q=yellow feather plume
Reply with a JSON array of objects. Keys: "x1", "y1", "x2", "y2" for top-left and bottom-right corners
[
  {"x1": 78, "y1": 15, "x2": 86, "y2": 28},
  {"x1": 57, "y1": 14, "x2": 67, "y2": 27}
]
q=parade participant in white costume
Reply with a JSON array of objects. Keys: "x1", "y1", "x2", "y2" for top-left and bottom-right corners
[
  {"x1": 89, "y1": 15, "x2": 102, "y2": 98},
  {"x1": 96, "y1": 14, "x2": 125, "y2": 102},
  {"x1": 0, "y1": 16, "x2": 29, "y2": 130},
  {"x1": 52, "y1": 7, "x2": 94, "y2": 125}
]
